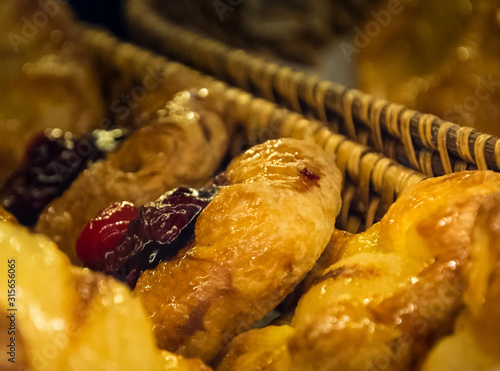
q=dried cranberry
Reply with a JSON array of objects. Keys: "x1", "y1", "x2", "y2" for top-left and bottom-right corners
[
  {"x1": 76, "y1": 201, "x2": 138, "y2": 270},
  {"x1": 103, "y1": 185, "x2": 220, "y2": 288},
  {"x1": 0, "y1": 128, "x2": 126, "y2": 226}
]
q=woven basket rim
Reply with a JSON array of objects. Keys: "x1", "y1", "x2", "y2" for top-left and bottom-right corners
[
  {"x1": 124, "y1": 0, "x2": 500, "y2": 177},
  {"x1": 84, "y1": 25, "x2": 428, "y2": 233}
]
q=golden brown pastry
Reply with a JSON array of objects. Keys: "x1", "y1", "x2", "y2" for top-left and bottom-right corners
[
  {"x1": 217, "y1": 171, "x2": 500, "y2": 371},
  {"x1": 0, "y1": 0, "x2": 104, "y2": 184},
  {"x1": 422, "y1": 193, "x2": 500, "y2": 370},
  {"x1": 133, "y1": 138, "x2": 343, "y2": 363},
  {"x1": 0, "y1": 221, "x2": 211, "y2": 371},
  {"x1": 0, "y1": 206, "x2": 17, "y2": 225},
  {"x1": 35, "y1": 89, "x2": 230, "y2": 264}
]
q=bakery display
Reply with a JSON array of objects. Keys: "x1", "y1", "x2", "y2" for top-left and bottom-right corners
[
  {"x1": 2, "y1": 0, "x2": 500, "y2": 368},
  {"x1": 217, "y1": 171, "x2": 500, "y2": 370},
  {"x1": 35, "y1": 88, "x2": 231, "y2": 264},
  {"x1": 0, "y1": 0, "x2": 104, "y2": 184}
]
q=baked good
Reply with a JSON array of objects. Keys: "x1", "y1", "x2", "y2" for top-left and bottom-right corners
[
  {"x1": 217, "y1": 171, "x2": 500, "y2": 370},
  {"x1": 75, "y1": 138, "x2": 342, "y2": 362},
  {"x1": 422, "y1": 193, "x2": 500, "y2": 370},
  {"x1": 127, "y1": 138, "x2": 343, "y2": 362},
  {"x1": 0, "y1": 0, "x2": 104, "y2": 184},
  {"x1": 35, "y1": 89, "x2": 230, "y2": 264},
  {"x1": 0, "y1": 216, "x2": 211, "y2": 371},
  {"x1": 0, "y1": 206, "x2": 17, "y2": 225},
  {"x1": 358, "y1": 0, "x2": 500, "y2": 136},
  {"x1": 0, "y1": 128, "x2": 126, "y2": 226}
]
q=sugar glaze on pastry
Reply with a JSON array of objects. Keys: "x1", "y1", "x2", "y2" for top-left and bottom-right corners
[
  {"x1": 218, "y1": 171, "x2": 500, "y2": 371},
  {"x1": 133, "y1": 138, "x2": 343, "y2": 362}
]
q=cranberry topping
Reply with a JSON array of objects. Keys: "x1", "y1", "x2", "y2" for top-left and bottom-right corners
[
  {"x1": 76, "y1": 201, "x2": 138, "y2": 271},
  {"x1": 79, "y1": 186, "x2": 219, "y2": 288},
  {"x1": 0, "y1": 128, "x2": 126, "y2": 226}
]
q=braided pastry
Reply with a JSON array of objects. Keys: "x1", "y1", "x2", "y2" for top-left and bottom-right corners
[
  {"x1": 217, "y1": 171, "x2": 500, "y2": 371},
  {"x1": 423, "y1": 193, "x2": 500, "y2": 370},
  {"x1": 132, "y1": 138, "x2": 343, "y2": 362},
  {"x1": 35, "y1": 89, "x2": 230, "y2": 264}
]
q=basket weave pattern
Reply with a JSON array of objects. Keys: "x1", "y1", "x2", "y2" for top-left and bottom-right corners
[
  {"x1": 85, "y1": 28, "x2": 425, "y2": 233},
  {"x1": 125, "y1": 0, "x2": 500, "y2": 178}
]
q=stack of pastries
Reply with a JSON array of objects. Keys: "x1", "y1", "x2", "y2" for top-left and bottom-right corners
[{"x1": 1, "y1": 1, "x2": 500, "y2": 370}]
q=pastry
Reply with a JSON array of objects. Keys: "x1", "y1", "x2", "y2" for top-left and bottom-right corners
[
  {"x1": 79, "y1": 138, "x2": 343, "y2": 362},
  {"x1": 422, "y1": 193, "x2": 500, "y2": 370},
  {"x1": 0, "y1": 206, "x2": 17, "y2": 225},
  {"x1": 0, "y1": 0, "x2": 104, "y2": 184},
  {"x1": 358, "y1": 0, "x2": 500, "y2": 136},
  {"x1": 217, "y1": 171, "x2": 500, "y2": 371},
  {"x1": 0, "y1": 128, "x2": 126, "y2": 226},
  {"x1": 35, "y1": 88, "x2": 231, "y2": 264},
  {"x1": 0, "y1": 215, "x2": 211, "y2": 371}
]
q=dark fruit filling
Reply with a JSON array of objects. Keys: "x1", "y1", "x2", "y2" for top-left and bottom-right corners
[
  {"x1": 0, "y1": 128, "x2": 126, "y2": 226},
  {"x1": 76, "y1": 201, "x2": 138, "y2": 271},
  {"x1": 78, "y1": 185, "x2": 220, "y2": 288}
]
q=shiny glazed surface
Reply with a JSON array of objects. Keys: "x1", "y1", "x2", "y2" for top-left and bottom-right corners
[
  {"x1": 218, "y1": 171, "x2": 500, "y2": 371},
  {"x1": 133, "y1": 138, "x2": 343, "y2": 362}
]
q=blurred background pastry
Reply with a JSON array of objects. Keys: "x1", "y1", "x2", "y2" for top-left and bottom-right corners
[
  {"x1": 0, "y1": 0, "x2": 104, "y2": 184},
  {"x1": 358, "y1": 0, "x2": 500, "y2": 136}
]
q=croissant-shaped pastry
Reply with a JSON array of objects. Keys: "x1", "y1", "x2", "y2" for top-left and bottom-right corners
[
  {"x1": 0, "y1": 216, "x2": 211, "y2": 371},
  {"x1": 0, "y1": 0, "x2": 104, "y2": 184},
  {"x1": 35, "y1": 89, "x2": 230, "y2": 264},
  {"x1": 217, "y1": 171, "x2": 500, "y2": 371},
  {"x1": 129, "y1": 138, "x2": 343, "y2": 362}
]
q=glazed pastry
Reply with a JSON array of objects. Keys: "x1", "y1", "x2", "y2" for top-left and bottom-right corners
[
  {"x1": 123, "y1": 138, "x2": 343, "y2": 362},
  {"x1": 0, "y1": 0, "x2": 104, "y2": 184},
  {"x1": 422, "y1": 194, "x2": 500, "y2": 370},
  {"x1": 217, "y1": 171, "x2": 500, "y2": 371},
  {"x1": 35, "y1": 89, "x2": 230, "y2": 264},
  {"x1": 0, "y1": 221, "x2": 211, "y2": 371}
]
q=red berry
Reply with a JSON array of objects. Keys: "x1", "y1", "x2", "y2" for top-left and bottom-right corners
[{"x1": 76, "y1": 201, "x2": 138, "y2": 270}]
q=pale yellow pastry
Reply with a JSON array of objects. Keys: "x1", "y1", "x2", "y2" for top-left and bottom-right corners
[{"x1": 0, "y1": 221, "x2": 211, "y2": 371}]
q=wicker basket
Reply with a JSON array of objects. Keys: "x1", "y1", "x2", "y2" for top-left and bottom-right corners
[
  {"x1": 125, "y1": 0, "x2": 500, "y2": 179},
  {"x1": 134, "y1": 0, "x2": 381, "y2": 65},
  {"x1": 85, "y1": 27, "x2": 425, "y2": 234}
]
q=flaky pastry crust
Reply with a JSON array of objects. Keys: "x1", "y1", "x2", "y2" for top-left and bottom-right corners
[
  {"x1": 0, "y1": 221, "x2": 211, "y2": 371},
  {"x1": 133, "y1": 138, "x2": 343, "y2": 362},
  {"x1": 35, "y1": 89, "x2": 230, "y2": 264},
  {"x1": 218, "y1": 171, "x2": 500, "y2": 371}
]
